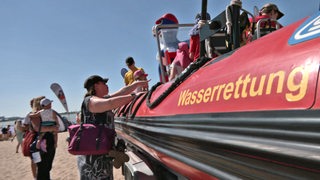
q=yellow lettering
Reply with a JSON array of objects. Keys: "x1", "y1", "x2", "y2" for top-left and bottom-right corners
[
  {"x1": 266, "y1": 71, "x2": 285, "y2": 94},
  {"x1": 234, "y1": 75, "x2": 243, "y2": 99},
  {"x1": 249, "y1": 75, "x2": 266, "y2": 97},
  {"x1": 241, "y1": 74, "x2": 251, "y2": 98},
  {"x1": 190, "y1": 91, "x2": 198, "y2": 105},
  {"x1": 177, "y1": 65, "x2": 310, "y2": 107},
  {"x1": 210, "y1": 85, "x2": 219, "y2": 102},
  {"x1": 185, "y1": 91, "x2": 192, "y2": 105},
  {"x1": 178, "y1": 90, "x2": 189, "y2": 106},
  {"x1": 203, "y1": 88, "x2": 212, "y2": 103},
  {"x1": 216, "y1": 84, "x2": 226, "y2": 101},
  {"x1": 286, "y1": 66, "x2": 309, "y2": 101},
  {"x1": 196, "y1": 89, "x2": 205, "y2": 104},
  {"x1": 223, "y1": 82, "x2": 234, "y2": 100}
]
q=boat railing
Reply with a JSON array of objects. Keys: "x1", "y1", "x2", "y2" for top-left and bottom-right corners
[
  {"x1": 256, "y1": 18, "x2": 281, "y2": 38},
  {"x1": 154, "y1": 23, "x2": 194, "y2": 83}
]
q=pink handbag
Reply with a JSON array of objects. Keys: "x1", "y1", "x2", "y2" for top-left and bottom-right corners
[{"x1": 68, "y1": 123, "x2": 116, "y2": 155}]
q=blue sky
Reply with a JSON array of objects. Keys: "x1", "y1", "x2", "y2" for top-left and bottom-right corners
[{"x1": 0, "y1": 0, "x2": 319, "y2": 117}]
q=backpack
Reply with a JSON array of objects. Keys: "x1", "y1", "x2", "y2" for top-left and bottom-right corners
[
  {"x1": 22, "y1": 130, "x2": 37, "y2": 157},
  {"x1": 21, "y1": 115, "x2": 41, "y2": 157}
]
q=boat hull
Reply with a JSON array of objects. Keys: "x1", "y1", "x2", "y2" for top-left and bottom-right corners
[{"x1": 116, "y1": 109, "x2": 320, "y2": 179}]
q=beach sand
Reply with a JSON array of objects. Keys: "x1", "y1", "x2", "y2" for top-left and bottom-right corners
[{"x1": 0, "y1": 132, "x2": 124, "y2": 180}]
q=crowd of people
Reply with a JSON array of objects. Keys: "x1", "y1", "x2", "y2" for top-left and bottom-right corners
[
  {"x1": 2, "y1": 2, "x2": 283, "y2": 180},
  {"x1": 153, "y1": 3, "x2": 284, "y2": 83},
  {"x1": 8, "y1": 72, "x2": 148, "y2": 180},
  {"x1": 0, "y1": 125, "x2": 14, "y2": 141}
]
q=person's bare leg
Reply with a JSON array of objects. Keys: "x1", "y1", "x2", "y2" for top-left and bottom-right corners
[
  {"x1": 16, "y1": 143, "x2": 19, "y2": 153},
  {"x1": 17, "y1": 142, "x2": 21, "y2": 152},
  {"x1": 31, "y1": 161, "x2": 37, "y2": 179}
]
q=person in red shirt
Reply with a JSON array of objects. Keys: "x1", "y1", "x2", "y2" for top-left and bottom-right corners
[
  {"x1": 257, "y1": 3, "x2": 284, "y2": 22},
  {"x1": 244, "y1": 3, "x2": 284, "y2": 44},
  {"x1": 189, "y1": 13, "x2": 211, "y2": 62},
  {"x1": 169, "y1": 42, "x2": 192, "y2": 81}
]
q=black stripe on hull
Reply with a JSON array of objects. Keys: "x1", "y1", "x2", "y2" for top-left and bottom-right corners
[{"x1": 115, "y1": 110, "x2": 320, "y2": 179}]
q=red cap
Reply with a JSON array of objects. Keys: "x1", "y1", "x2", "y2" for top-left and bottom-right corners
[{"x1": 155, "y1": 13, "x2": 179, "y2": 25}]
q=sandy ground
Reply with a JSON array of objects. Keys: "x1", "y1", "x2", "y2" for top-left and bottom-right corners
[{"x1": 0, "y1": 132, "x2": 124, "y2": 180}]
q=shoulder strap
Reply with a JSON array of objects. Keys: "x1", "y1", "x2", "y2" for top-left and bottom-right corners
[
  {"x1": 81, "y1": 96, "x2": 94, "y2": 124},
  {"x1": 80, "y1": 101, "x2": 86, "y2": 123},
  {"x1": 81, "y1": 96, "x2": 110, "y2": 125}
]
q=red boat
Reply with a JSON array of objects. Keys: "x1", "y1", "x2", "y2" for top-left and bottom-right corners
[{"x1": 114, "y1": 0, "x2": 320, "y2": 179}]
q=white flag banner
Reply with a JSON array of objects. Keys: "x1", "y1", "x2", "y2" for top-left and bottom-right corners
[{"x1": 50, "y1": 83, "x2": 69, "y2": 113}]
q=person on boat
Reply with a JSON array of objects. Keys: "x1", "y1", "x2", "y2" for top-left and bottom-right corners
[
  {"x1": 241, "y1": 12, "x2": 253, "y2": 46},
  {"x1": 189, "y1": 12, "x2": 216, "y2": 61},
  {"x1": 77, "y1": 75, "x2": 148, "y2": 179},
  {"x1": 154, "y1": 13, "x2": 180, "y2": 58},
  {"x1": 124, "y1": 56, "x2": 146, "y2": 86},
  {"x1": 256, "y1": 3, "x2": 284, "y2": 24},
  {"x1": 245, "y1": 3, "x2": 284, "y2": 42},
  {"x1": 169, "y1": 42, "x2": 192, "y2": 81},
  {"x1": 153, "y1": 13, "x2": 180, "y2": 82}
]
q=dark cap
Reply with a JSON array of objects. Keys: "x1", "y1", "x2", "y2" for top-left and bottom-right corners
[
  {"x1": 260, "y1": 3, "x2": 284, "y2": 20},
  {"x1": 195, "y1": 12, "x2": 211, "y2": 22},
  {"x1": 125, "y1": 57, "x2": 135, "y2": 66},
  {"x1": 84, "y1": 75, "x2": 108, "y2": 89}
]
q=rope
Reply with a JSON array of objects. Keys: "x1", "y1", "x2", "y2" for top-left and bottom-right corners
[
  {"x1": 230, "y1": 0, "x2": 242, "y2": 7},
  {"x1": 146, "y1": 57, "x2": 211, "y2": 109},
  {"x1": 226, "y1": 6, "x2": 232, "y2": 35}
]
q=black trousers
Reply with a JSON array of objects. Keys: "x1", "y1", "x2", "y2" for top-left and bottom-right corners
[{"x1": 37, "y1": 132, "x2": 56, "y2": 180}]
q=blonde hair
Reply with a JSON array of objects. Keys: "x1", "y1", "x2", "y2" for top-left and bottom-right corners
[{"x1": 32, "y1": 96, "x2": 45, "y2": 112}]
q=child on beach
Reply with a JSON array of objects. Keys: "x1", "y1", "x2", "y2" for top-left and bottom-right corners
[{"x1": 11, "y1": 120, "x2": 25, "y2": 153}]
